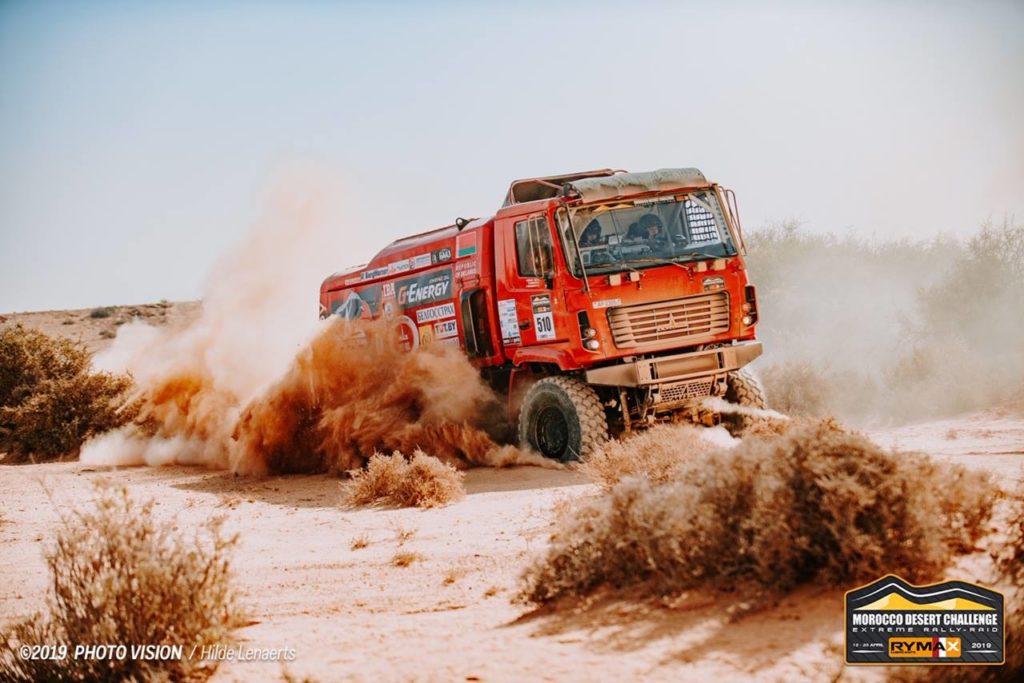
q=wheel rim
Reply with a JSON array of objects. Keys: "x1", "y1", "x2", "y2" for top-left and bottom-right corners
[{"x1": 535, "y1": 406, "x2": 569, "y2": 458}]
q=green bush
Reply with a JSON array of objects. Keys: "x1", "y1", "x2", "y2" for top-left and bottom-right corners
[
  {"x1": 0, "y1": 325, "x2": 133, "y2": 461},
  {"x1": 88, "y1": 307, "x2": 115, "y2": 319}
]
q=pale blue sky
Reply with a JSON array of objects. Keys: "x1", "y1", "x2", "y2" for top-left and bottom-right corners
[{"x1": 1, "y1": 0, "x2": 1021, "y2": 311}]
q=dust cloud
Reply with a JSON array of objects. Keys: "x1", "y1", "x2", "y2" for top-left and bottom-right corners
[
  {"x1": 746, "y1": 220, "x2": 1024, "y2": 423},
  {"x1": 81, "y1": 170, "x2": 539, "y2": 474}
]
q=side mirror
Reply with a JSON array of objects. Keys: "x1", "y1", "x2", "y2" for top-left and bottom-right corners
[{"x1": 455, "y1": 217, "x2": 470, "y2": 231}]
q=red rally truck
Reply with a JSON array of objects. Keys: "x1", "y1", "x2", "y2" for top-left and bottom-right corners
[{"x1": 319, "y1": 168, "x2": 765, "y2": 461}]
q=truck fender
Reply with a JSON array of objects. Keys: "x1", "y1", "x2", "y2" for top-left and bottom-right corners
[{"x1": 511, "y1": 347, "x2": 579, "y2": 371}]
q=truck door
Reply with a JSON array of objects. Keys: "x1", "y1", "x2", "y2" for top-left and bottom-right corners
[{"x1": 495, "y1": 213, "x2": 561, "y2": 349}]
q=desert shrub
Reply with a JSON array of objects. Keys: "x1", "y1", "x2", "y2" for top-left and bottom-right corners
[
  {"x1": 759, "y1": 361, "x2": 834, "y2": 417},
  {"x1": 0, "y1": 484, "x2": 241, "y2": 682},
  {"x1": 997, "y1": 490, "x2": 1024, "y2": 588},
  {"x1": 998, "y1": 491, "x2": 1024, "y2": 679},
  {"x1": 391, "y1": 551, "x2": 422, "y2": 567},
  {"x1": 518, "y1": 420, "x2": 993, "y2": 604},
  {"x1": 0, "y1": 326, "x2": 134, "y2": 460},
  {"x1": 579, "y1": 424, "x2": 715, "y2": 490},
  {"x1": 89, "y1": 307, "x2": 115, "y2": 319},
  {"x1": 342, "y1": 450, "x2": 465, "y2": 508}
]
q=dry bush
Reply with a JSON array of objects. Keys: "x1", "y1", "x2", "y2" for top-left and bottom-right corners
[
  {"x1": 759, "y1": 361, "x2": 833, "y2": 417},
  {"x1": 0, "y1": 483, "x2": 241, "y2": 681},
  {"x1": 391, "y1": 552, "x2": 421, "y2": 567},
  {"x1": 519, "y1": 420, "x2": 993, "y2": 605},
  {"x1": 342, "y1": 450, "x2": 465, "y2": 509},
  {"x1": 388, "y1": 520, "x2": 416, "y2": 544},
  {"x1": 0, "y1": 325, "x2": 134, "y2": 461},
  {"x1": 989, "y1": 489, "x2": 1024, "y2": 679},
  {"x1": 997, "y1": 490, "x2": 1024, "y2": 588},
  {"x1": 579, "y1": 424, "x2": 716, "y2": 490}
]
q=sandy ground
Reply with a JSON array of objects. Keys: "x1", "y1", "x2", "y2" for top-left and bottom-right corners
[{"x1": 1, "y1": 411, "x2": 1021, "y2": 682}]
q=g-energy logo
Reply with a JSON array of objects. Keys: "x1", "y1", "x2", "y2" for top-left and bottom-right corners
[
  {"x1": 397, "y1": 269, "x2": 452, "y2": 308},
  {"x1": 845, "y1": 575, "x2": 1004, "y2": 665}
]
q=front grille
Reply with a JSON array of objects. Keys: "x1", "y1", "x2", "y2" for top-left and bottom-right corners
[
  {"x1": 658, "y1": 379, "x2": 714, "y2": 403},
  {"x1": 608, "y1": 292, "x2": 730, "y2": 349}
]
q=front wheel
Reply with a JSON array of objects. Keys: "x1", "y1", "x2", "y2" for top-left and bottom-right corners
[
  {"x1": 722, "y1": 369, "x2": 767, "y2": 436},
  {"x1": 518, "y1": 376, "x2": 609, "y2": 461}
]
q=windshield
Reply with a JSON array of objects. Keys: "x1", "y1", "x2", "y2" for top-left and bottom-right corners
[{"x1": 558, "y1": 190, "x2": 736, "y2": 276}]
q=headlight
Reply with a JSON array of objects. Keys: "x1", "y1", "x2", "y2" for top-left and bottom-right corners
[
  {"x1": 582, "y1": 327, "x2": 597, "y2": 339},
  {"x1": 742, "y1": 315, "x2": 754, "y2": 326},
  {"x1": 584, "y1": 339, "x2": 600, "y2": 351}
]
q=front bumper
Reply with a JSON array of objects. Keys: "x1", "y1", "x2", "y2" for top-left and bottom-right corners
[{"x1": 584, "y1": 341, "x2": 763, "y2": 387}]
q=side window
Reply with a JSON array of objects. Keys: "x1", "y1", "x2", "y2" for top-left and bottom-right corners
[
  {"x1": 514, "y1": 216, "x2": 553, "y2": 277},
  {"x1": 682, "y1": 196, "x2": 719, "y2": 243}
]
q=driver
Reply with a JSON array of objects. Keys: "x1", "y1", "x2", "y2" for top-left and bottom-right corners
[
  {"x1": 638, "y1": 214, "x2": 669, "y2": 251},
  {"x1": 579, "y1": 219, "x2": 604, "y2": 247}
]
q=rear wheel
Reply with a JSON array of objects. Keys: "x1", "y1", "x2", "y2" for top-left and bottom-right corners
[
  {"x1": 723, "y1": 369, "x2": 767, "y2": 436},
  {"x1": 518, "y1": 376, "x2": 608, "y2": 461}
]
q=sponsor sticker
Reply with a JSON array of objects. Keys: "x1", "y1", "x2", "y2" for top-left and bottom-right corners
[
  {"x1": 330, "y1": 285, "x2": 381, "y2": 320},
  {"x1": 497, "y1": 298, "x2": 521, "y2": 345},
  {"x1": 845, "y1": 575, "x2": 1004, "y2": 665},
  {"x1": 415, "y1": 302, "x2": 456, "y2": 324},
  {"x1": 431, "y1": 247, "x2": 453, "y2": 264},
  {"x1": 592, "y1": 299, "x2": 621, "y2": 309},
  {"x1": 394, "y1": 316, "x2": 419, "y2": 352},
  {"x1": 412, "y1": 254, "x2": 432, "y2": 269},
  {"x1": 397, "y1": 269, "x2": 453, "y2": 308},
  {"x1": 389, "y1": 259, "x2": 412, "y2": 274},
  {"x1": 531, "y1": 294, "x2": 555, "y2": 341},
  {"x1": 434, "y1": 319, "x2": 458, "y2": 339},
  {"x1": 361, "y1": 266, "x2": 389, "y2": 281},
  {"x1": 417, "y1": 323, "x2": 436, "y2": 348}
]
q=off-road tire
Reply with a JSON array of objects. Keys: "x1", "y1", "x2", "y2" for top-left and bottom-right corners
[
  {"x1": 518, "y1": 376, "x2": 608, "y2": 462},
  {"x1": 723, "y1": 369, "x2": 767, "y2": 436}
]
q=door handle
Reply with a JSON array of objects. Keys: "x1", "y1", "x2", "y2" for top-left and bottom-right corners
[{"x1": 519, "y1": 320, "x2": 530, "y2": 330}]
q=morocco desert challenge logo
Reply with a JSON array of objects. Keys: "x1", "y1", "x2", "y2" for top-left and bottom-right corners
[{"x1": 845, "y1": 575, "x2": 1004, "y2": 665}]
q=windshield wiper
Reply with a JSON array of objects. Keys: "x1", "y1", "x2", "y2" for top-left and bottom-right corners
[
  {"x1": 676, "y1": 250, "x2": 722, "y2": 261},
  {"x1": 622, "y1": 257, "x2": 693, "y2": 272}
]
